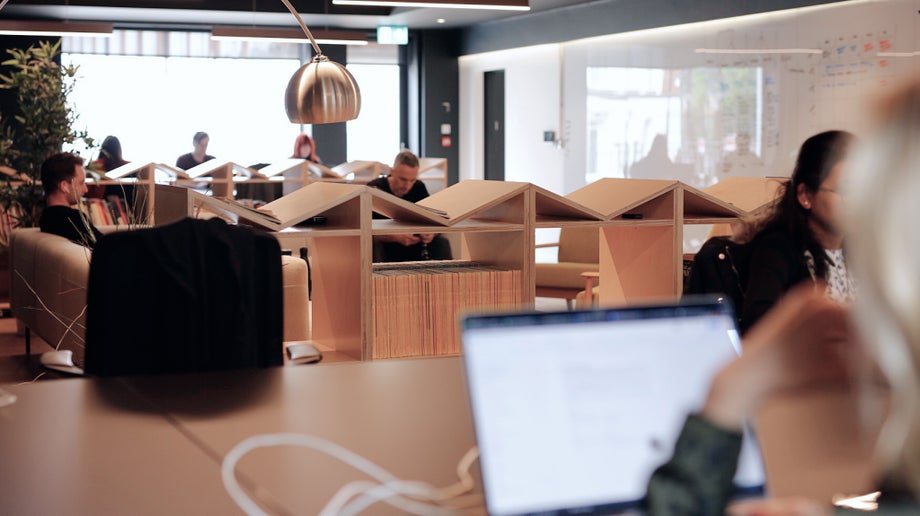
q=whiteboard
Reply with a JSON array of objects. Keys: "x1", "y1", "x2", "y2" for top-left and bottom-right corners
[{"x1": 563, "y1": 0, "x2": 920, "y2": 189}]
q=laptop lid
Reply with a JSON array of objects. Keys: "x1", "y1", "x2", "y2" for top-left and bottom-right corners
[{"x1": 461, "y1": 298, "x2": 764, "y2": 516}]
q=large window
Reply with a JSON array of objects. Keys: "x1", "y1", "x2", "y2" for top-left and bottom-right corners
[
  {"x1": 586, "y1": 66, "x2": 762, "y2": 188},
  {"x1": 64, "y1": 52, "x2": 299, "y2": 166},
  {"x1": 345, "y1": 64, "x2": 401, "y2": 163},
  {"x1": 64, "y1": 30, "x2": 402, "y2": 168},
  {"x1": 346, "y1": 44, "x2": 401, "y2": 164}
]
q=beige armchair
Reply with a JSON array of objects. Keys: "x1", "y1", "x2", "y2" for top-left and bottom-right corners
[{"x1": 534, "y1": 226, "x2": 599, "y2": 309}]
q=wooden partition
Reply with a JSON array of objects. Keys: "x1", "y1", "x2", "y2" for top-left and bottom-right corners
[
  {"x1": 565, "y1": 179, "x2": 744, "y2": 305},
  {"x1": 152, "y1": 178, "x2": 747, "y2": 360}
]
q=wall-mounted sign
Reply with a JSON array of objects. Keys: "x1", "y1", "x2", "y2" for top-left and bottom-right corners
[{"x1": 377, "y1": 25, "x2": 408, "y2": 45}]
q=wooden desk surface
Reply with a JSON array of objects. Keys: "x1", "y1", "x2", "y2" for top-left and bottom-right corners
[
  {"x1": 124, "y1": 356, "x2": 479, "y2": 514},
  {"x1": 1, "y1": 357, "x2": 480, "y2": 514},
  {"x1": 0, "y1": 378, "x2": 241, "y2": 515}
]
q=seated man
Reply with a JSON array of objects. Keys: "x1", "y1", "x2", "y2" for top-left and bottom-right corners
[
  {"x1": 39, "y1": 152, "x2": 103, "y2": 249},
  {"x1": 367, "y1": 150, "x2": 452, "y2": 262}
]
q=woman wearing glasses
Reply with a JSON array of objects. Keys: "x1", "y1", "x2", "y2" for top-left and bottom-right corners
[{"x1": 738, "y1": 130, "x2": 857, "y2": 335}]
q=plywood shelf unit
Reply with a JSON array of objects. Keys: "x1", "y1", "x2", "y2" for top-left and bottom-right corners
[
  {"x1": 562, "y1": 178, "x2": 745, "y2": 305},
  {"x1": 150, "y1": 178, "x2": 745, "y2": 361},
  {"x1": 152, "y1": 180, "x2": 532, "y2": 361},
  {"x1": 368, "y1": 180, "x2": 533, "y2": 359},
  {"x1": 703, "y1": 176, "x2": 788, "y2": 217},
  {"x1": 700, "y1": 176, "x2": 788, "y2": 239},
  {"x1": 418, "y1": 157, "x2": 448, "y2": 194},
  {"x1": 86, "y1": 161, "x2": 167, "y2": 225}
]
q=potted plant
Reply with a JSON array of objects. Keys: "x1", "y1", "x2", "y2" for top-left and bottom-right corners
[{"x1": 0, "y1": 39, "x2": 94, "y2": 241}]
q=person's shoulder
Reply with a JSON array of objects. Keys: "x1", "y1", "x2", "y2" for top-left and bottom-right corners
[
  {"x1": 748, "y1": 227, "x2": 798, "y2": 259},
  {"x1": 40, "y1": 205, "x2": 74, "y2": 220},
  {"x1": 175, "y1": 153, "x2": 193, "y2": 168},
  {"x1": 366, "y1": 176, "x2": 388, "y2": 189},
  {"x1": 409, "y1": 180, "x2": 430, "y2": 198}
]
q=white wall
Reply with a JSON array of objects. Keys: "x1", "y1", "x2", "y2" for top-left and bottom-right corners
[
  {"x1": 458, "y1": 45, "x2": 565, "y2": 193},
  {"x1": 460, "y1": 0, "x2": 920, "y2": 198}
]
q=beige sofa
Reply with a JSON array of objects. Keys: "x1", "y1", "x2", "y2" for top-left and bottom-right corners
[{"x1": 9, "y1": 227, "x2": 309, "y2": 365}]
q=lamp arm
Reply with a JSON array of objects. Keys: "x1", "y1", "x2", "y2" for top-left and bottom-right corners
[
  {"x1": 0, "y1": 0, "x2": 8, "y2": 11},
  {"x1": 279, "y1": 0, "x2": 324, "y2": 57}
]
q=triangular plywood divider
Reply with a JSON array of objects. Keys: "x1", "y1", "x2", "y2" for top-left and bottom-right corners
[
  {"x1": 149, "y1": 177, "x2": 762, "y2": 362},
  {"x1": 156, "y1": 182, "x2": 366, "y2": 232},
  {"x1": 531, "y1": 184, "x2": 606, "y2": 223},
  {"x1": 258, "y1": 158, "x2": 309, "y2": 178},
  {"x1": 703, "y1": 176, "x2": 788, "y2": 216},
  {"x1": 330, "y1": 160, "x2": 388, "y2": 183},
  {"x1": 184, "y1": 159, "x2": 262, "y2": 179},
  {"x1": 259, "y1": 182, "x2": 365, "y2": 229},
  {"x1": 368, "y1": 188, "x2": 451, "y2": 226},
  {"x1": 104, "y1": 162, "x2": 157, "y2": 180},
  {"x1": 564, "y1": 178, "x2": 679, "y2": 221},
  {"x1": 680, "y1": 182, "x2": 747, "y2": 223},
  {"x1": 417, "y1": 180, "x2": 530, "y2": 223}
]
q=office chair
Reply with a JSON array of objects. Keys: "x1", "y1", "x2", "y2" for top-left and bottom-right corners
[{"x1": 84, "y1": 217, "x2": 284, "y2": 377}]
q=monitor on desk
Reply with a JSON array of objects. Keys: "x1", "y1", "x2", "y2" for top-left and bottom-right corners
[{"x1": 460, "y1": 299, "x2": 764, "y2": 516}]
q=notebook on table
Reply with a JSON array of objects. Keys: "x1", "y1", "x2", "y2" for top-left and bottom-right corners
[{"x1": 460, "y1": 298, "x2": 765, "y2": 516}]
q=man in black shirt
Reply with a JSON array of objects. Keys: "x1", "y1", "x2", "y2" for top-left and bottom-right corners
[
  {"x1": 366, "y1": 150, "x2": 452, "y2": 262},
  {"x1": 175, "y1": 131, "x2": 215, "y2": 170},
  {"x1": 39, "y1": 152, "x2": 103, "y2": 249}
]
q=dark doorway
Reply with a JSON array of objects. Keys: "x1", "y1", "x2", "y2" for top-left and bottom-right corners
[{"x1": 484, "y1": 70, "x2": 505, "y2": 181}]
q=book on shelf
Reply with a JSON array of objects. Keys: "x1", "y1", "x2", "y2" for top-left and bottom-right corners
[
  {"x1": 371, "y1": 261, "x2": 522, "y2": 359},
  {"x1": 107, "y1": 195, "x2": 130, "y2": 225}
]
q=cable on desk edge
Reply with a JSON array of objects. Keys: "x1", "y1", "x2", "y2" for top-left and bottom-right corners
[{"x1": 221, "y1": 432, "x2": 481, "y2": 515}]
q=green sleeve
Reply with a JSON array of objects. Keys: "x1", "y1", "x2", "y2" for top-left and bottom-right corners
[{"x1": 645, "y1": 414, "x2": 743, "y2": 516}]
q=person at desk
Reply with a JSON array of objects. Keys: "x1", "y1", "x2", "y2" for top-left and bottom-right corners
[
  {"x1": 39, "y1": 152, "x2": 103, "y2": 249},
  {"x1": 175, "y1": 131, "x2": 215, "y2": 170},
  {"x1": 89, "y1": 135, "x2": 134, "y2": 200},
  {"x1": 293, "y1": 133, "x2": 321, "y2": 163},
  {"x1": 367, "y1": 150, "x2": 452, "y2": 262},
  {"x1": 645, "y1": 82, "x2": 920, "y2": 515},
  {"x1": 718, "y1": 132, "x2": 765, "y2": 179},
  {"x1": 738, "y1": 130, "x2": 856, "y2": 335}
]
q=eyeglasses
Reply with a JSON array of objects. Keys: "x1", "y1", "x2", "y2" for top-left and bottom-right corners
[{"x1": 819, "y1": 187, "x2": 844, "y2": 197}]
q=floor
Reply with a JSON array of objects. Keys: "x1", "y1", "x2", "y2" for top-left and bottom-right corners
[
  {"x1": 0, "y1": 297, "x2": 572, "y2": 386},
  {"x1": 0, "y1": 313, "x2": 65, "y2": 385}
]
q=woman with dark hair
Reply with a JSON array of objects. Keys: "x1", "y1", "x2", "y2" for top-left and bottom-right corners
[
  {"x1": 95, "y1": 135, "x2": 128, "y2": 172},
  {"x1": 88, "y1": 135, "x2": 131, "y2": 199},
  {"x1": 738, "y1": 130, "x2": 856, "y2": 334}
]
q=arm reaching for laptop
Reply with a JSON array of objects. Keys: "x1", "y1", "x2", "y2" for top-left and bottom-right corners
[
  {"x1": 702, "y1": 284, "x2": 853, "y2": 431},
  {"x1": 646, "y1": 284, "x2": 858, "y2": 516}
]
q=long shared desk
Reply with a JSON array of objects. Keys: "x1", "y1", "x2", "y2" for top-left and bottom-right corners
[
  {"x1": 0, "y1": 357, "x2": 480, "y2": 514},
  {"x1": 0, "y1": 353, "x2": 886, "y2": 514}
]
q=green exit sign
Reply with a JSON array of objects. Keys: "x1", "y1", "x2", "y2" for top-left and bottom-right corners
[{"x1": 377, "y1": 25, "x2": 408, "y2": 45}]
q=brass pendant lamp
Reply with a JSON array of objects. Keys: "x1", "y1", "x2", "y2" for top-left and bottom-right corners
[{"x1": 280, "y1": 0, "x2": 362, "y2": 124}]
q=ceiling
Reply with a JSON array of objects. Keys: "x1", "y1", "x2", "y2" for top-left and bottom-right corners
[{"x1": 1, "y1": 0, "x2": 597, "y2": 31}]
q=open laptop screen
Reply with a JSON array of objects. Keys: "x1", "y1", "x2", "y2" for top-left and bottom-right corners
[{"x1": 461, "y1": 300, "x2": 764, "y2": 516}]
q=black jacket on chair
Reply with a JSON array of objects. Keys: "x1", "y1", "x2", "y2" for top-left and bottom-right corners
[
  {"x1": 85, "y1": 217, "x2": 283, "y2": 377},
  {"x1": 684, "y1": 236, "x2": 750, "y2": 328}
]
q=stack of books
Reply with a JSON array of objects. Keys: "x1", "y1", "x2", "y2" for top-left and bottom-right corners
[
  {"x1": 372, "y1": 260, "x2": 522, "y2": 359},
  {"x1": 83, "y1": 196, "x2": 132, "y2": 226}
]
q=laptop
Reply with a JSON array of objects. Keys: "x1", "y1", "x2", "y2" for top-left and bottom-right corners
[{"x1": 460, "y1": 298, "x2": 765, "y2": 516}]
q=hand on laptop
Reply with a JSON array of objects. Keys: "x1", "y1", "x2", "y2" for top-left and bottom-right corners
[{"x1": 701, "y1": 283, "x2": 858, "y2": 431}]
